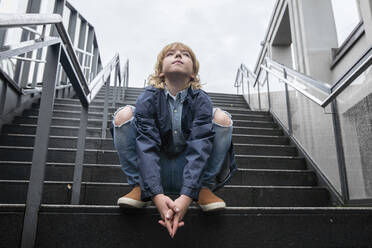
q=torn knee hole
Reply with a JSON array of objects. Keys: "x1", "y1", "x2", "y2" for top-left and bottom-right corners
[
  {"x1": 114, "y1": 107, "x2": 134, "y2": 126},
  {"x1": 213, "y1": 109, "x2": 232, "y2": 127}
]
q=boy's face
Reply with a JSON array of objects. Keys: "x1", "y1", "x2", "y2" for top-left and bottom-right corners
[{"x1": 161, "y1": 48, "x2": 194, "y2": 80}]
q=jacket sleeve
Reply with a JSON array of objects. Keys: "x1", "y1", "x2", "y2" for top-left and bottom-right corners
[
  {"x1": 181, "y1": 92, "x2": 215, "y2": 200},
  {"x1": 135, "y1": 92, "x2": 164, "y2": 201}
]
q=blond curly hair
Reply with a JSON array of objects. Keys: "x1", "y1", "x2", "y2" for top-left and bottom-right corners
[{"x1": 147, "y1": 42, "x2": 202, "y2": 90}]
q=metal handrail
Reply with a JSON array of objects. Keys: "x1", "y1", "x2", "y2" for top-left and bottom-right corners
[
  {"x1": 237, "y1": 47, "x2": 371, "y2": 109},
  {"x1": 235, "y1": 48, "x2": 371, "y2": 205},
  {"x1": 0, "y1": 13, "x2": 129, "y2": 248},
  {"x1": 88, "y1": 53, "x2": 120, "y2": 102},
  {"x1": 0, "y1": 14, "x2": 90, "y2": 102},
  {"x1": 264, "y1": 57, "x2": 332, "y2": 92},
  {"x1": 259, "y1": 64, "x2": 324, "y2": 106}
]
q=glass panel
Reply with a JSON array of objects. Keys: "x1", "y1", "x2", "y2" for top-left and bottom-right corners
[
  {"x1": 288, "y1": 84, "x2": 341, "y2": 193},
  {"x1": 248, "y1": 76, "x2": 259, "y2": 110},
  {"x1": 337, "y1": 65, "x2": 372, "y2": 199},
  {"x1": 242, "y1": 74, "x2": 249, "y2": 105},
  {"x1": 259, "y1": 72, "x2": 269, "y2": 111},
  {"x1": 267, "y1": 66, "x2": 288, "y2": 129},
  {"x1": 285, "y1": 72, "x2": 329, "y2": 102}
]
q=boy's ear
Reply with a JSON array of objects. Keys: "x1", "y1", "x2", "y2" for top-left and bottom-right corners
[{"x1": 159, "y1": 72, "x2": 164, "y2": 77}]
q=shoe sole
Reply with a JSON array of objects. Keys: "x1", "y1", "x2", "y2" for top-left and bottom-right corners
[
  {"x1": 199, "y1": 202, "x2": 226, "y2": 212},
  {"x1": 117, "y1": 197, "x2": 147, "y2": 208}
]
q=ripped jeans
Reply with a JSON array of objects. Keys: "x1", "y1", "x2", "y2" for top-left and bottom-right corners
[{"x1": 112, "y1": 106, "x2": 233, "y2": 195}]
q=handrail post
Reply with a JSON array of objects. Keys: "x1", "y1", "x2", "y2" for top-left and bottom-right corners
[
  {"x1": 112, "y1": 64, "x2": 117, "y2": 108},
  {"x1": 21, "y1": 43, "x2": 61, "y2": 248},
  {"x1": 265, "y1": 60, "x2": 271, "y2": 111},
  {"x1": 257, "y1": 75, "x2": 261, "y2": 110},
  {"x1": 71, "y1": 105, "x2": 89, "y2": 204},
  {"x1": 283, "y1": 68, "x2": 293, "y2": 135},
  {"x1": 101, "y1": 75, "x2": 110, "y2": 139},
  {"x1": 331, "y1": 100, "x2": 349, "y2": 202},
  {"x1": 247, "y1": 74, "x2": 251, "y2": 105}
]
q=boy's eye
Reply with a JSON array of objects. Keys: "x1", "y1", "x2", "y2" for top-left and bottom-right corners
[{"x1": 183, "y1": 53, "x2": 190, "y2": 57}]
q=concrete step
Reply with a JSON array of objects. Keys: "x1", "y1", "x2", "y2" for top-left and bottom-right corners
[
  {"x1": 236, "y1": 155, "x2": 306, "y2": 170},
  {"x1": 3, "y1": 204, "x2": 372, "y2": 248},
  {"x1": 32, "y1": 102, "x2": 266, "y2": 116},
  {"x1": 0, "y1": 134, "x2": 290, "y2": 149},
  {"x1": 60, "y1": 96, "x2": 249, "y2": 106},
  {"x1": 0, "y1": 162, "x2": 316, "y2": 186},
  {"x1": 2, "y1": 124, "x2": 283, "y2": 137},
  {"x1": 0, "y1": 142, "x2": 298, "y2": 163},
  {"x1": 0, "y1": 180, "x2": 329, "y2": 207},
  {"x1": 23, "y1": 108, "x2": 273, "y2": 122},
  {"x1": 12, "y1": 116, "x2": 278, "y2": 129}
]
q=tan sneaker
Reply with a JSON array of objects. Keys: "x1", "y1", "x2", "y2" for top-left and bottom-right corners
[
  {"x1": 197, "y1": 187, "x2": 226, "y2": 212},
  {"x1": 117, "y1": 186, "x2": 146, "y2": 208}
]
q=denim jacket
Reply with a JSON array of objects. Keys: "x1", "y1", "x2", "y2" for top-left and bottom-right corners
[{"x1": 135, "y1": 85, "x2": 237, "y2": 201}]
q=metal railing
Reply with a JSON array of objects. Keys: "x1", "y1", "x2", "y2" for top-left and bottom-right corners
[
  {"x1": 0, "y1": 13, "x2": 129, "y2": 248},
  {"x1": 235, "y1": 47, "x2": 372, "y2": 205}
]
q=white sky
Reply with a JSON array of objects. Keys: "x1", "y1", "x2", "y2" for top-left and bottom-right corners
[{"x1": 67, "y1": 0, "x2": 359, "y2": 94}]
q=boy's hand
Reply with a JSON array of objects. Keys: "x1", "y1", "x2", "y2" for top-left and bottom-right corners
[
  {"x1": 170, "y1": 194, "x2": 192, "y2": 238},
  {"x1": 153, "y1": 194, "x2": 177, "y2": 236}
]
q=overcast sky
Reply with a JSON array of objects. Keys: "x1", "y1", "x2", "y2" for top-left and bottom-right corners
[
  {"x1": 67, "y1": 0, "x2": 276, "y2": 93},
  {"x1": 67, "y1": 0, "x2": 359, "y2": 94}
]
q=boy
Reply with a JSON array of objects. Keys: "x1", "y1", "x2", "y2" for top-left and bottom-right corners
[{"x1": 112, "y1": 42, "x2": 236, "y2": 238}]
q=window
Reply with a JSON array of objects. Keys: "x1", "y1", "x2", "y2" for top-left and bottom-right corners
[{"x1": 331, "y1": 0, "x2": 361, "y2": 47}]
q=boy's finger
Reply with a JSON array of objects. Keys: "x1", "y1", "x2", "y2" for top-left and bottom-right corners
[
  {"x1": 171, "y1": 215, "x2": 180, "y2": 238},
  {"x1": 166, "y1": 199, "x2": 176, "y2": 210},
  {"x1": 178, "y1": 221, "x2": 185, "y2": 227},
  {"x1": 165, "y1": 209, "x2": 174, "y2": 220},
  {"x1": 165, "y1": 219, "x2": 173, "y2": 237},
  {"x1": 158, "y1": 220, "x2": 166, "y2": 228}
]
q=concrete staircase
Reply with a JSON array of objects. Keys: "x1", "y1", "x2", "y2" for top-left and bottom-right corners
[{"x1": 1, "y1": 86, "x2": 371, "y2": 247}]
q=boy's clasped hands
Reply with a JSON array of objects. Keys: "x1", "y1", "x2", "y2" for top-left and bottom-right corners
[{"x1": 152, "y1": 194, "x2": 193, "y2": 238}]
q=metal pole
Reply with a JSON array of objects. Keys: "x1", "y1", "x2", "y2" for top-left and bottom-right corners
[
  {"x1": 112, "y1": 65, "x2": 117, "y2": 108},
  {"x1": 21, "y1": 43, "x2": 61, "y2": 248},
  {"x1": 71, "y1": 105, "x2": 89, "y2": 204},
  {"x1": 331, "y1": 101, "x2": 349, "y2": 202},
  {"x1": 101, "y1": 76, "x2": 110, "y2": 138},
  {"x1": 257, "y1": 77, "x2": 261, "y2": 110},
  {"x1": 266, "y1": 68, "x2": 271, "y2": 111},
  {"x1": 283, "y1": 69, "x2": 293, "y2": 135}
]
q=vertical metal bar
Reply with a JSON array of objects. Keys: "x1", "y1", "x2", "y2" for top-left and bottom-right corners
[
  {"x1": 91, "y1": 45, "x2": 99, "y2": 78},
  {"x1": 241, "y1": 72, "x2": 244, "y2": 96},
  {"x1": 101, "y1": 76, "x2": 110, "y2": 139},
  {"x1": 257, "y1": 78, "x2": 261, "y2": 110},
  {"x1": 77, "y1": 21, "x2": 87, "y2": 65},
  {"x1": 112, "y1": 66, "x2": 117, "y2": 108},
  {"x1": 85, "y1": 26, "x2": 94, "y2": 80},
  {"x1": 331, "y1": 100, "x2": 349, "y2": 202},
  {"x1": 14, "y1": 0, "x2": 42, "y2": 85},
  {"x1": 31, "y1": 47, "x2": 44, "y2": 88},
  {"x1": 50, "y1": 0, "x2": 66, "y2": 37},
  {"x1": 67, "y1": 10, "x2": 78, "y2": 45},
  {"x1": 71, "y1": 105, "x2": 89, "y2": 204},
  {"x1": 21, "y1": 43, "x2": 61, "y2": 248},
  {"x1": 0, "y1": 79, "x2": 7, "y2": 117},
  {"x1": 266, "y1": 68, "x2": 271, "y2": 111},
  {"x1": 0, "y1": 28, "x2": 6, "y2": 47},
  {"x1": 283, "y1": 69, "x2": 293, "y2": 135}
]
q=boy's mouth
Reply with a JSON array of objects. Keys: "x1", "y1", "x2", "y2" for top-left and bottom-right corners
[{"x1": 173, "y1": 60, "x2": 183, "y2": 64}]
